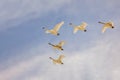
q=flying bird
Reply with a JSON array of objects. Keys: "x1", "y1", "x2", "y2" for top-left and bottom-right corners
[
  {"x1": 69, "y1": 22, "x2": 88, "y2": 33},
  {"x1": 42, "y1": 21, "x2": 64, "y2": 36},
  {"x1": 49, "y1": 55, "x2": 65, "y2": 64},
  {"x1": 98, "y1": 21, "x2": 114, "y2": 33},
  {"x1": 48, "y1": 41, "x2": 65, "y2": 51}
]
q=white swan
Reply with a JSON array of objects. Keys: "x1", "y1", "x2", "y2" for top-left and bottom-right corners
[
  {"x1": 98, "y1": 21, "x2": 114, "y2": 33},
  {"x1": 49, "y1": 55, "x2": 65, "y2": 64},
  {"x1": 42, "y1": 21, "x2": 64, "y2": 36},
  {"x1": 48, "y1": 41, "x2": 65, "y2": 51},
  {"x1": 69, "y1": 22, "x2": 87, "y2": 33}
]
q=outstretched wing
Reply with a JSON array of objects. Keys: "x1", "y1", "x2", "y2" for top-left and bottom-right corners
[
  {"x1": 80, "y1": 22, "x2": 87, "y2": 28},
  {"x1": 45, "y1": 30, "x2": 51, "y2": 33},
  {"x1": 102, "y1": 26, "x2": 107, "y2": 33},
  {"x1": 58, "y1": 55, "x2": 65, "y2": 61},
  {"x1": 53, "y1": 21, "x2": 64, "y2": 32},
  {"x1": 58, "y1": 41, "x2": 65, "y2": 46},
  {"x1": 73, "y1": 27, "x2": 79, "y2": 33}
]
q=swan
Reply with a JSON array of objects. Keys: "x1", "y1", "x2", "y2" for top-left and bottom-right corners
[
  {"x1": 42, "y1": 21, "x2": 64, "y2": 36},
  {"x1": 49, "y1": 55, "x2": 65, "y2": 64},
  {"x1": 69, "y1": 22, "x2": 87, "y2": 33},
  {"x1": 98, "y1": 21, "x2": 114, "y2": 33},
  {"x1": 48, "y1": 41, "x2": 65, "y2": 51}
]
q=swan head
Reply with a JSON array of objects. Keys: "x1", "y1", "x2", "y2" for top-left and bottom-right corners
[
  {"x1": 84, "y1": 30, "x2": 87, "y2": 32},
  {"x1": 112, "y1": 26, "x2": 114, "y2": 28},
  {"x1": 61, "y1": 48, "x2": 64, "y2": 51},
  {"x1": 61, "y1": 62, "x2": 64, "y2": 64},
  {"x1": 57, "y1": 33, "x2": 60, "y2": 36}
]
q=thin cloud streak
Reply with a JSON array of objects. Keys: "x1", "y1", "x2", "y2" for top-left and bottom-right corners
[
  {"x1": 0, "y1": 0, "x2": 72, "y2": 30},
  {"x1": 0, "y1": 0, "x2": 119, "y2": 31},
  {"x1": 0, "y1": 34, "x2": 120, "y2": 80}
]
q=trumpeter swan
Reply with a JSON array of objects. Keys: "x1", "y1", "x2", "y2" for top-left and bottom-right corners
[
  {"x1": 43, "y1": 21, "x2": 64, "y2": 36},
  {"x1": 98, "y1": 21, "x2": 114, "y2": 33},
  {"x1": 49, "y1": 55, "x2": 65, "y2": 64},
  {"x1": 48, "y1": 41, "x2": 65, "y2": 51},
  {"x1": 69, "y1": 22, "x2": 87, "y2": 33}
]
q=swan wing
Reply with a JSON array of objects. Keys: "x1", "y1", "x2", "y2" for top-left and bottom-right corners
[
  {"x1": 45, "y1": 30, "x2": 51, "y2": 33},
  {"x1": 58, "y1": 55, "x2": 65, "y2": 61},
  {"x1": 58, "y1": 41, "x2": 65, "y2": 46},
  {"x1": 73, "y1": 27, "x2": 79, "y2": 33},
  {"x1": 80, "y1": 22, "x2": 87, "y2": 28},
  {"x1": 102, "y1": 26, "x2": 107, "y2": 33},
  {"x1": 53, "y1": 21, "x2": 64, "y2": 32}
]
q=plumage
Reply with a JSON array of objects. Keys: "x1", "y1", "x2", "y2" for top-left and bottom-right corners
[
  {"x1": 69, "y1": 22, "x2": 87, "y2": 33},
  {"x1": 98, "y1": 21, "x2": 114, "y2": 33},
  {"x1": 48, "y1": 41, "x2": 65, "y2": 51},
  {"x1": 49, "y1": 55, "x2": 65, "y2": 64},
  {"x1": 43, "y1": 21, "x2": 64, "y2": 36}
]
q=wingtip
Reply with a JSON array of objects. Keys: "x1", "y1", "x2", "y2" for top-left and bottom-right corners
[
  {"x1": 101, "y1": 31, "x2": 104, "y2": 33},
  {"x1": 61, "y1": 21, "x2": 64, "y2": 23}
]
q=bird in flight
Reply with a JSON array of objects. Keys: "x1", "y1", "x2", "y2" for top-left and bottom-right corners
[
  {"x1": 49, "y1": 55, "x2": 65, "y2": 64},
  {"x1": 69, "y1": 22, "x2": 88, "y2": 34},
  {"x1": 42, "y1": 21, "x2": 64, "y2": 36},
  {"x1": 48, "y1": 41, "x2": 65, "y2": 51},
  {"x1": 98, "y1": 21, "x2": 114, "y2": 33}
]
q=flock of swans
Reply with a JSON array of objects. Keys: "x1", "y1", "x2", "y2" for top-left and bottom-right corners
[{"x1": 42, "y1": 21, "x2": 114, "y2": 65}]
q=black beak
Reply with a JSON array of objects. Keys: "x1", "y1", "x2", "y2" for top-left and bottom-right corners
[
  {"x1": 112, "y1": 26, "x2": 114, "y2": 28},
  {"x1": 57, "y1": 33, "x2": 60, "y2": 36},
  {"x1": 84, "y1": 30, "x2": 87, "y2": 32}
]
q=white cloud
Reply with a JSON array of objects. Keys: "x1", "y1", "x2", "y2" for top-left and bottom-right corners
[
  {"x1": 0, "y1": 0, "x2": 119, "y2": 31},
  {"x1": 0, "y1": 0, "x2": 72, "y2": 31},
  {"x1": 0, "y1": 55, "x2": 45, "y2": 80},
  {"x1": 0, "y1": 0, "x2": 120, "y2": 80},
  {"x1": 0, "y1": 34, "x2": 120, "y2": 80}
]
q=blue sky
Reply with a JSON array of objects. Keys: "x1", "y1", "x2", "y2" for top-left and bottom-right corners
[{"x1": 0, "y1": 0, "x2": 120, "y2": 80}]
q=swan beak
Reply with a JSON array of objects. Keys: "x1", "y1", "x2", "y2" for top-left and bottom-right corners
[
  {"x1": 84, "y1": 30, "x2": 87, "y2": 32},
  {"x1": 61, "y1": 63, "x2": 64, "y2": 64},
  {"x1": 57, "y1": 33, "x2": 60, "y2": 36},
  {"x1": 112, "y1": 26, "x2": 114, "y2": 28}
]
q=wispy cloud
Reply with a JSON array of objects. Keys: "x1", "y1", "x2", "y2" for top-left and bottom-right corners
[
  {"x1": 0, "y1": 33, "x2": 119, "y2": 80},
  {"x1": 0, "y1": 0, "x2": 120, "y2": 80},
  {"x1": 1, "y1": 0, "x2": 119, "y2": 31},
  {"x1": 0, "y1": 0, "x2": 72, "y2": 31}
]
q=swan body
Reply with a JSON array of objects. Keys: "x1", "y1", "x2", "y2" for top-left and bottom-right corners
[
  {"x1": 48, "y1": 41, "x2": 65, "y2": 51},
  {"x1": 43, "y1": 21, "x2": 64, "y2": 36},
  {"x1": 49, "y1": 55, "x2": 65, "y2": 64},
  {"x1": 98, "y1": 21, "x2": 114, "y2": 33},
  {"x1": 69, "y1": 22, "x2": 87, "y2": 33}
]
